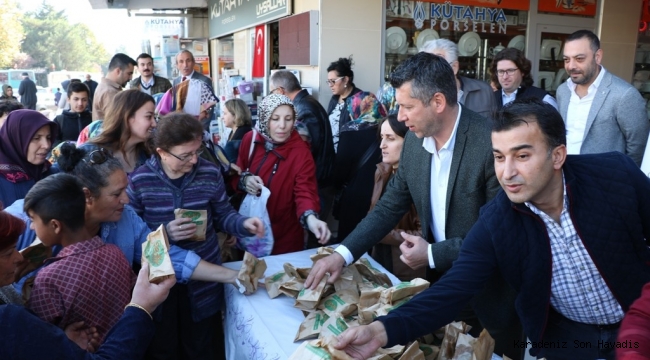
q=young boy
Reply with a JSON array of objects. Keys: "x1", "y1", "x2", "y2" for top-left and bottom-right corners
[{"x1": 24, "y1": 173, "x2": 135, "y2": 342}]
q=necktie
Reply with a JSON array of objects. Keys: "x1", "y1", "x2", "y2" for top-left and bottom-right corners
[{"x1": 181, "y1": 76, "x2": 187, "y2": 82}]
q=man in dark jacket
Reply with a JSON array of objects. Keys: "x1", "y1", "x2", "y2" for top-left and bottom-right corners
[
  {"x1": 491, "y1": 48, "x2": 558, "y2": 110},
  {"x1": 84, "y1": 74, "x2": 98, "y2": 109},
  {"x1": 53, "y1": 82, "x2": 92, "y2": 146},
  {"x1": 129, "y1": 53, "x2": 172, "y2": 96},
  {"x1": 334, "y1": 98, "x2": 650, "y2": 360},
  {"x1": 18, "y1": 72, "x2": 37, "y2": 110},
  {"x1": 420, "y1": 38, "x2": 497, "y2": 119},
  {"x1": 269, "y1": 70, "x2": 335, "y2": 188}
]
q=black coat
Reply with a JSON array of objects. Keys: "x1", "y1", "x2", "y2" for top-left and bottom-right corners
[
  {"x1": 293, "y1": 89, "x2": 335, "y2": 187},
  {"x1": 53, "y1": 110, "x2": 93, "y2": 145},
  {"x1": 331, "y1": 126, "x2": 381, "y2": 241},
  {"x1": 18, "y1": 78, "x2": 37, "y2": 110}
]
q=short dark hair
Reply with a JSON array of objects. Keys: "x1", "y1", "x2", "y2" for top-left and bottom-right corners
[
  {"x1": 0, "y1": 100, "x2": 24, "y2": 118},
  {"x1": 270, "y1": 70, "x2": 301, "y2": 92},
  {"x1": 152, "y1": 113, "x2": 204, "y2": 157},
  {"x1": 492, "y1": 98, "x2": 566, "y2": 150},
  {"x1": 23, "y1": 173, "x2": 86, "y2": 231},
  {"x1": 108, "y1": 53, "x2": 137, "y2": 72},
  {"x1": 136, "y1": 53, "x2": 153, "y2": 62},
  {"x1": 566, "y1": 29, "x2": 600, "y2": 53},
  {"x1": 67, "y1": 82, "x2": 90, "y2": 98},
  {"x1": 57, "y1": 143, "x2": 124, "y2": 197},
  {"x1": 389, "y1": 52, "x2": 458, "y2": 105},
  {"x1": 327, "y1": 57, "x2": 355, "y2": 86},
  {"x1": 21, "y1": 72, "x2": 29, "y2": 76},
  {"x1": 490, "y1": 48, "x2": 534, "y2": 90}
]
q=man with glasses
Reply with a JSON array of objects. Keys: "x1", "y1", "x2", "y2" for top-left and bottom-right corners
[
  {"x1": 490, "y1": 48, "x2": 558, "y2": 110},
  {"x1": 556, "y1": 30, "x2": 648, "y2": 167},
  {"x1": 421, "y1": 39, "x2": 496, "y2": 119}
]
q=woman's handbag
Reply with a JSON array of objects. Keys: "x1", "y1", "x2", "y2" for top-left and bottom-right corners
[{"x1": 237, "y1": 185, "x2": 274, "y2": 257}]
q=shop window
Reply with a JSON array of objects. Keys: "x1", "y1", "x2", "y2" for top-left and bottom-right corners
[{"x1": 385, "y1": 0, "x2": 528, "y2": 83}]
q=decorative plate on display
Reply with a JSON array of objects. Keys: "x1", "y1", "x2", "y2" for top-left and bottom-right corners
[
  {"x1": 537, "y1": 71, "x2": 555, "y2": 91},
  {"x1": 508, "y1": 35, "x2": 526, "y2": 52},
  {"x1": 386, "y1": 26, "x2": 407, "y2": 54},
  {"x1": 540, "y1": 39, "x2": 562, "y2": 60},
  {"x1": 458, "y1": 32, "x2": 481, "y2": 57},
  {"x1": 415, "y1": 29, "x2": 440, "y2": 50}
]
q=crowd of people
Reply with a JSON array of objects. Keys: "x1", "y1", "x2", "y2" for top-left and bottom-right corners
[{"x1": 1, "y1": 28, "x2": 650, "y2": 360}]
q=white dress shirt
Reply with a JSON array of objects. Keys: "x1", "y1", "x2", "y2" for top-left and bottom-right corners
[
  {"x1": 501, "y1": 89, "x2": 559, "y2": 111},
  {"x1": 565, "y1": 66, "x2": 606, "y2": 155},
  {"x1": 335, "y1": 106, "x2": 462, "y2": 269}
]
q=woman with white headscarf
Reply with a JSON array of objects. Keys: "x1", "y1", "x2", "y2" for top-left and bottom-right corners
[{"x1": 231, "y1": 94, "x2": 330, "y2": 254}]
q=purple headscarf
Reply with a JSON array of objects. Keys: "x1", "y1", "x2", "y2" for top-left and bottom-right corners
[{"x1": 0, "y1": 110, "x2": 59, "y2": 183}]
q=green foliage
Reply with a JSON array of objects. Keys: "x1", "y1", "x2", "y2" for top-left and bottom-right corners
[
  {"x1": 19, "y1": 2, "x2": 110, "y2": 72},
  {"x1": 0, "y1": 0, "x2": 24, "y2": 68}
]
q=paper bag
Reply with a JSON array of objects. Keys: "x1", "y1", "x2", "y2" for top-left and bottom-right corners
[
  {"x1": 288, "y1": 336, "x2": 354, "y2": 360},
  {"x1": 173, "y1": 208, "x2": 208, "y2": 241},
  {"x1": 419, "y1": 344, "x2": 440, "y2": 360},
  {"x1": 142, "y1": 225, "x2": 175, "y2": 284},
  {"x1": 380, "y1": 278, "x2": 429, "y2": 304},
  {"x1": 237, "y1": 251, "x2": 267, "y2": 293},
  {"x1": 451, "y1": 333, "x2": 476, "y2": 360},
  {"x1": 318, "y1": 290, "x2": 359, "y2": 317},
  {"x1": 437, "y1": 322, "x2": 468, "y2": 360},
  {"x1": 265, "y1": 270, "x2": 290, "y2": 299},
  {"x1": 18, "y1": 237, "x2": 52, "y2": 278},
  {"x1": 401, "y1": 341, "x2": 425, "y2": 360},
  {"x1": 318, "y1": 314, "x2": 350, "y2": 339},
  {"x1": 471, "y1": 329, "x2": 495, "y2": 360},
  {"x1": 295, "y1": 310, "x2": 330, "y2": 341},
  {"x1": 355, "y1": 258, "x2": 392, "y2": 288}
]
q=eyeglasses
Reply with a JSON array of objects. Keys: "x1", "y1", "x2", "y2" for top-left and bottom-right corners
[
  {"x1": 83, "y1": 148, "x2": 112, "y2": 165},
  {"x1": 326, "y1": 76, "x2": 344, "y2": 86},
  {"x1": 167, "y1": 148, "x2": 204, "y2": 162},
  {"x1": 270, "y1": 87, "x2": 284, "y2": 95},
  {"x1": 497, "y1": 68, "x2": 519, "y2": 77}
]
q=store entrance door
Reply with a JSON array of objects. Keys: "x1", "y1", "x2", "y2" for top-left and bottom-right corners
[{"x1": 531, "y1": 24, "x2": 587, "y2": 98}]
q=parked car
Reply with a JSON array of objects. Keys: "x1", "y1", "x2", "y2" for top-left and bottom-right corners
[{"x1": 36, "y1": 86, "x2": 56, "y2": 110}]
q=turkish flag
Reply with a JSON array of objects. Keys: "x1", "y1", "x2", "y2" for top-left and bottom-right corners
[{"x1": 252, "y1": 25, "x2": 265, "y2": 78}]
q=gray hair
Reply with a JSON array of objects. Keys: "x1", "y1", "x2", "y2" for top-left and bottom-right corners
[
  {"x1": 420, "y1": 39, "x2": 459, "y2": 64},
  {"x1": 175, "y1": 50, "x2": 195, "y2": 64},
  {"x1": 270, "y1": 70, "x2": 301, "y2": 92}
]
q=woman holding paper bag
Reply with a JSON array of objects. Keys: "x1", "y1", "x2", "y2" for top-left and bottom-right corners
[
  {"x1": 127, "y1": 113, "x2": 263, "y2": 359},
  {"x1": 231, "y1": 94, "x2": 331, "y2": 255}
]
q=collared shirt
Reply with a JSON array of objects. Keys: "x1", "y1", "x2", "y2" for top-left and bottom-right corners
[
  {"x1": 28, "y1": 236, "x2": 136, "y2": 341},
  {"x1": 335, "y1": 106, "x2": 462, "y2": 268},
  {"x1": 140, "y1": 76, "x2": 154, "y2": 95},
  {"x1": 525, "y1": 176, "x2": 624, "y2": 324},
  {"x1": 502, "y1": 88, "x2": 559, "y2": 111},
  {"x1": 423, "y1": 105, "x2": 461, "y2": 268},
  {"x1": 565, "y1": 66, "x2": 606, "y2": 155}
]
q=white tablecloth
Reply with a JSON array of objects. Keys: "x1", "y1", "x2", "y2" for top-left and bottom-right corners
[{"x1": 222, "y1": 248, "x2": 400, "y2": 360}]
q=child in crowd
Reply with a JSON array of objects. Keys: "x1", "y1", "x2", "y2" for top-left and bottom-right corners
[{"x1": 24, "y1": 173, "x2": 135, "y2": 342}]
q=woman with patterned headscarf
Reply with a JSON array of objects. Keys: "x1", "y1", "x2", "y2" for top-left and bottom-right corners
[
  {"x1": 330, "y1": 91, "x2": 387, "y2": 241},
  {"x1": 231, "y1": 94, "x2": 331, "y2": 254}
]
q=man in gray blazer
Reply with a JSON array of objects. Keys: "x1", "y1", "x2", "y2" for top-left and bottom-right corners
[
  {"x1": 305, "y1": 52, "x2": 522, "y2": 359},
  {"x1": 557, "y1": 30, "x2": 649, "y2": 166},
  {"x1": 420, "y1": 38, "x2": 497, "y2": 119}
]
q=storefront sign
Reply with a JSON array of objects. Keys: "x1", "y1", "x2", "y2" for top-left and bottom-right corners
[
  {"x1": 143, "y1": 17, "x2": 185, "y2": 36},
  {"x1": 427, "y1": 0, "x2": 529, "y2": 11},
  {"x1": 208, "y1": 0, "x2": 291, "y2": 39},
  {"x1": 538, "y1": 0, "x2": 597, "y2": 17},
  {"x1": 429, "y1": 3, "x2": 511, "y2": 35}
]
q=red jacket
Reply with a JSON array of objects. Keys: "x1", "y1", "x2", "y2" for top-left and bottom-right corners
[
  {"x1": 618, "y1": 282, "x2": 650, "y2": 360},
  {"x1": 232, "y1": 131, "x2": 320, "y2": 255}
]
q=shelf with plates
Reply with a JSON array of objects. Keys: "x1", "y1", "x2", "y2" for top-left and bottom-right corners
[{"x1": 384, "y1": 9, "x2": 527, "y2": 84}]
